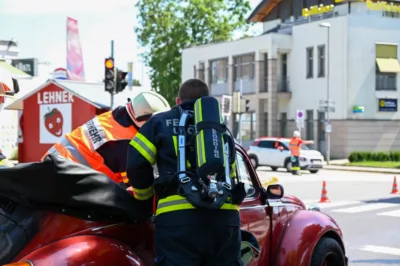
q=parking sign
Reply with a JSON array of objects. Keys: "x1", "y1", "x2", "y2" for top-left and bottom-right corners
[{"x1": 296, "y1": 110, "x2": 305, "y2": 122}]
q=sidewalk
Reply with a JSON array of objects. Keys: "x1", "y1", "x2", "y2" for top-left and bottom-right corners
[{"x1": 323, "y1": 159, "x2": 400, "y2": 174}]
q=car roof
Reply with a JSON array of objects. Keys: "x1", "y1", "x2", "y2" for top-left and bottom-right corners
[{"x1": 254, "y1": 136, "x2": 291, "y2": 142}]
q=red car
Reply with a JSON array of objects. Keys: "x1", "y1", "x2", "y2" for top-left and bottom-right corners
[{"x1": 0, "y1": 144, "x2": 348, "y2": 266}]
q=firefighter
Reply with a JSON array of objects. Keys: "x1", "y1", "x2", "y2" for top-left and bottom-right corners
[
  {"x1": 42, "y1": 91, "x2": 170, "y2": 184},
  {"x1": 0, "y1": 73, "x2": 19, "y2": 168},
  {"x1": 126, "y1": 79, "x2": 245, "y2": 266},
  {"x1": 289, "y1": 130, "x2": 314, "y2": 175}
]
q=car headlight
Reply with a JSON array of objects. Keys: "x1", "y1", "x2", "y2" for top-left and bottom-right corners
[{"x1": 299, "y1": 157, "x2": 307, "y2": 162}]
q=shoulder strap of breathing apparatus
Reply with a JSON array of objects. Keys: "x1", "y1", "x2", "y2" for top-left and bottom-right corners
[{"x1": 176, "y1": 97, "x2": 246, "y2": 210}]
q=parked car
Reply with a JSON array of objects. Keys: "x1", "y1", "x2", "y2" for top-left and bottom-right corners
[
  {"x1": 247, "y1": 137, "x2": 325, "y2": 174},
  {"x1": 0, "y1": 144, "x2": 346, "y2": 266}
]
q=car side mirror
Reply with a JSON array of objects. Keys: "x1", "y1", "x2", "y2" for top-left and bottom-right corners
[{"x1": 264, "y1": 184, "x2": 284, "y2": 200}]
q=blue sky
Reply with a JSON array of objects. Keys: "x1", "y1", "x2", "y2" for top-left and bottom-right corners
[{"x1": 0, "y1": 0, "x2": 261, "y2": 89}]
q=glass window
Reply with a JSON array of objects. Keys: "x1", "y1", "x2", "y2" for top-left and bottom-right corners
[
  {"x1": 259, "y1": 140, "x2": 274, "y2": 149},
  {"x1": 306, "y1": 47, "x2": 313, "y2": 79},
  {"x1": 234, "y1": 54, "x2": 255, "y2": 81},
  {"x1": 318, "y1": 45, "x2": 325, "y2": 77},
  {"x1": 211, "y1": 59, "x2": 228, "y2": 84},
  {"x1": 198, "y1": 62, "x2": 205, "y2": 81},
  {"x1": 236, "y1": 152, "x2": 256, "y2": 198},
  {"x1": 306, "y1": 109, "x2": 314, "y2": 141}
]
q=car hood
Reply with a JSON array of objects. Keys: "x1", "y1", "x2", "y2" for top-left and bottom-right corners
[
  {"x1": 281, "y1": 195, "x2": 307, "y2": 209},
  {"x1": 300, "y1": 150, "x2": 323, "y2": 157}
]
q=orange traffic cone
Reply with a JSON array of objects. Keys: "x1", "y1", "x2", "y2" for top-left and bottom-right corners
[
  {"x1": 390, "y1": 176, "x2": 399, "y2": 194},
  {"x1": 319, "y1": 181, "x2": 330, "y2": 203}
]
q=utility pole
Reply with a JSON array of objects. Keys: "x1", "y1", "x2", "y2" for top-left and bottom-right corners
[
  {"x1": 238, "y1": 79, "x2": 243, "y2": 145},
  {"x1": 110, "y1": 40, "x2": 114, "y2": 109}
]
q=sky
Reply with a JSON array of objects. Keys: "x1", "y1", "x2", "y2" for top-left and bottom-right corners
[{"x1": 0, "y1": 0, "x2": 262, "y2": 89}]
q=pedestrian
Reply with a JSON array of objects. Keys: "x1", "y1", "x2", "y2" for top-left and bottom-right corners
[
  {"x1": 289, "y1": 130, "x2": 314, "y2": 175},
  {"x1": 42, "y1": 91, "x2": 170, "y2": 185},
  {"x1": 126, "y1": 78, "x2": 246, "y2": 266}
]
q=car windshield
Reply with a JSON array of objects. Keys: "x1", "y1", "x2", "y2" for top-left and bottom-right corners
[{"x1": 282, "y1": 140, "x2": 310, "y2": 150}]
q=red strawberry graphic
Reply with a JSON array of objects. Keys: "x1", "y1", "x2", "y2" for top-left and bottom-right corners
[{"x1": 44, "y1": 107, "x2": 63, "y2": 137}]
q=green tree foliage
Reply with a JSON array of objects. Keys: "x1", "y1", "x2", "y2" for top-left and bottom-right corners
[
  {"x1": 133, "y1": 79, "x2": 142, "y2": 86},
  {"x1": 135, "y1": 0, "x2": 251, "y2": 106}
]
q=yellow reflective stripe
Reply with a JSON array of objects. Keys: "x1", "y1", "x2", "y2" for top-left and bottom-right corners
[
  {"x1": 130, "y1": 133, "x2": 157, "y2": 165},
  {"x1": 194, "y1": 99, "x2": 206, "y2": 167},
  {"x1": 172, "y1": 136, "x2": 191, "y2": 168},
  {"x1": 156, "y1": 195, "x2": 239, "y2": 216},
  {"x1": 132, "y1": 186, "x2": 154, "y2": 200}
]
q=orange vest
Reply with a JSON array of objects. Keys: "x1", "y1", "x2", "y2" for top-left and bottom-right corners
[
  {"x1": 42, "y1": 111, "x2": 137, "y2": 183},
  {"x1": 289, "y1": 138, "x2": 301, "y2": 157}
]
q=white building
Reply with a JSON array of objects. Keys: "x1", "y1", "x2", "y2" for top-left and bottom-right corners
[{"x1": 182, "y1": 0, "x2": 400, "y2": 158}]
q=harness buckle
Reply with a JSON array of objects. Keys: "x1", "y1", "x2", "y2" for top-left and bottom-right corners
[
  {"x1": 222, "y1": 182, "x2": 231, "y2": 190},
  {"x1": 180, "y1": 177, "x2": 191, "y2": 184}
]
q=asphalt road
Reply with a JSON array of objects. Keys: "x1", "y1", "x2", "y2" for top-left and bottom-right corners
[{"x1": 256, "y1": 167, "x2": 400, "y2": 266}]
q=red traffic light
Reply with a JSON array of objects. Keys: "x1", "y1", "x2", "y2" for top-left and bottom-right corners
[{"x1": 105, "y1": 58, "x2": 114, "y2": 69}]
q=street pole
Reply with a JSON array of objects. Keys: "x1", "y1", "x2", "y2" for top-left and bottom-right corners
[
  {"x1": 238, "y1": 79, "x2": 243, "y2": 145},
  {"x1": 326, "y1": 27, "x2": 331, "y2": 165},
  {"x1": 110, "y1": 40, "x2": 115, "y2": 109}
]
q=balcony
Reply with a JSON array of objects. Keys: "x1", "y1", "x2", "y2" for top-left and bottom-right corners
[
  {"x1": 278, "y1": 76, "x2": 291, "y2": 93},
  {"x1": 376, "y1": 74, "x2": 397, "y2": 91},
  {"x1": 210, "y1": 82, "x2": 229, "y2": 96},
  {"x1": 234, "y1": 79, "x2": 255, "y2": 94}
]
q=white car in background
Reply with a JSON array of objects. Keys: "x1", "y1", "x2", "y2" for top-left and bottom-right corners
[{"x1": 246, "y1": 137, "x2": 324, "y2": 174}]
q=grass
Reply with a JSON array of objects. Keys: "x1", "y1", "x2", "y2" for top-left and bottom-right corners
[{"x1": 346, "y1": 161, "x2": 400, "y2": 169}]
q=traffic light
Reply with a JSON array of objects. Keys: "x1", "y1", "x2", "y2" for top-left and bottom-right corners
[
  {"x1": 104, "y1": 58, "x2": 115, "y2": 93},
  {"x1": 245, "y1": 100, "x2": 250, "y2": 112},
  {"x1": 115, "y1": 69, "x2": 128, "y2": 93}
]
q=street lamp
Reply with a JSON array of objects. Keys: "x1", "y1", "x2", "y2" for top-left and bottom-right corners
[{"x1": 319, "y1": 22, "x2": 331, "y2": 165}]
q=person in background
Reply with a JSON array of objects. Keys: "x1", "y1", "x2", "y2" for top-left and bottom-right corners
[
  {"x1": 0, "y1": 74, "x2": 19, "y2": 168},
  {"x1": 42, "y1": 91, "x2": 170, "y2": 184},
  {"x1": 289, "y1": 130, "x2": 314, "y2": 176}
]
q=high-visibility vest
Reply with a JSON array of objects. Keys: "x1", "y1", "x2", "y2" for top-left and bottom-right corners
[
  {"x1": 42, "y1": 111, "x2": 137, "y2": 183},
  {"x1": 289, "y1": 138, "x2": 301, "y2": 157}
]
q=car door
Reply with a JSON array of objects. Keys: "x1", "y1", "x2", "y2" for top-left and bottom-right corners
[
  {"x1": 275, "y1": 141, "x2": 290, "y2": 167},
  {"x1": 257, "y1": 140, "x2": 274, "y2": 166},
  {"x1": 236, "y1": 149, "x2": 280, "y2": 258}
]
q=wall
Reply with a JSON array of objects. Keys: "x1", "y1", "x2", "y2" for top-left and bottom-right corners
[
  {"x1": 22, "y1": 83, "x2": 96, "y2": 162},
  {"x1": 347, "y1": 15, "x2": 400, "y2": 119},
  {"x1": 287, "y1": 16, "x2": 349, "y2": 120}
]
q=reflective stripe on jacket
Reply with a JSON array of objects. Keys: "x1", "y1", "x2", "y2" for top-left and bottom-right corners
[
  {"x1": 43, "y1": 111, "x2": 137, "y2": 183},
  {"x1": 289, "y1": 137, "x2": 302, "y2": 157},
  {"x1": 155, "y1": 195, "x2": 239, "y2": 216}
]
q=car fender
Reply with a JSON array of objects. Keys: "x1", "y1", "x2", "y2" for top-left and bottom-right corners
[
  {"x1": 273, "y1": 209, "x2": 345, "y2": 266},
  {"x1": 16, "y1": 235, "x2": 145, "y2": 266}
]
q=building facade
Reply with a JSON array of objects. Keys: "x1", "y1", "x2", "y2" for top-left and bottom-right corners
[{"x1": 182, "y1": 0, "x2": 400, "y2": 158}]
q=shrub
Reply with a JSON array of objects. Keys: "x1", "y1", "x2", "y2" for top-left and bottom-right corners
[{"x1": 348, "y1": 151, "x2": 400, "y2": 162}]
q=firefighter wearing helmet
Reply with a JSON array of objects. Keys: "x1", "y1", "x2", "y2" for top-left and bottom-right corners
[
  {"x1": 0, "y1": 71, "x2": 19, "y2": 168},
  {"x1": 289, "y1": 130, "x2": 314, "y2": 175},
  {"x1": 42, "y1": 91, "x2": 171, "y2": 183}
]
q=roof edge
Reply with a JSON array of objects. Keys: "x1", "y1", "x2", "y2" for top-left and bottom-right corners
[{"x1": 247, "y1": 0, "x2": 269, "y2": 23}]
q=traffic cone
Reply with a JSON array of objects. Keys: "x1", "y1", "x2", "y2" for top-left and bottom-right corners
[
  {"x1": 390, "y1": 176, "x2": 399, "y2": 194},
  {"x1": 319, "y1": 181, "x2": 330, "y2": 203}
]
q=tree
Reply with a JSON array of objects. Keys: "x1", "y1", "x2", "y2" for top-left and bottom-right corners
[
  {"x1": 133, "y1": 79, "x2": 142, "y2": 86},
  {"x1": 135, "y1": 0, "x2": 251, "y2": 106}
]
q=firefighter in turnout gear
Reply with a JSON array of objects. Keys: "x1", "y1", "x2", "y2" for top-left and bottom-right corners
[
  {"x1": 289, "y1": 130, "x2": 314, "y2": 175},
  {"x1": 42, "y1": 91, "x2": 170, "y2": 184},
  {"x1": 127, "y1": 79, "x2": 246, "y2": 266}
]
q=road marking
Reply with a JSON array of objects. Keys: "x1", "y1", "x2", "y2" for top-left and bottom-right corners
[
  {"x1": 316, "y1": 201, "x2": 362, "y2": 209},
  {"x1": 358, "y1": 245, "x2": 400, "y2": 256},
  {"x1": 301, "y1": 199, "x2": 320, "y2": 204},
  {"x1": 332, "y1": 203, "x2": 398, "y2": 213},
  {"x1": 377, "y1": 209, "x2": 400, "y2": 217}
]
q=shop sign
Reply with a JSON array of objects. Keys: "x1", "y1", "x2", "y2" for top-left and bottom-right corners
[
  {"x1": 302, "y1": 4, "x2": 334, "y2": 17},
  {"x1": 11, "y1": 58, "x2": 38, "y2": 76},
  {"x1": 367, "y1": 0, "x2": 400, "y2": 12},
  {"x1": 378, "y1": 98, "x2": 398, "y2": 112}
]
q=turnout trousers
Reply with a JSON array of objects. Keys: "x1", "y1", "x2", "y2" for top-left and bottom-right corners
[{"x1": 154, "y1": 223, "x2": 243, "y2": 266}]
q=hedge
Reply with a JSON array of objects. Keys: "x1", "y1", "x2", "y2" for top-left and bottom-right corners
[{"x1": 348, "y1": 151, "x2": 400, "y2": 162}]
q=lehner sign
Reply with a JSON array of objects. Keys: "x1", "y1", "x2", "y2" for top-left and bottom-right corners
[{"x1": 11, "y1": 58, "x2": 39, "y2": 76}]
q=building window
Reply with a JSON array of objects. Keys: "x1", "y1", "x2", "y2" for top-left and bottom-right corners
[
  {"x1": 280, "y1": 112, "x2": 287, "y2": 137},
  {"x1": 318, "y1": 45, "x2": 325, "y2": 78},
  {"x1": 211, "y1": 59, "x2": 228, "y2": 84},
  {"x1": 318, "y1": 111, "x2": 325, "y2": 141},
  {"x1": 193, "y1": 65, "x2": 197, "y2": 78},
  {"x1": 198, "y1": 62, "x2": 205, "y2": 81},
  {"x1": 375, "y1": 44, "x2": 399, "y2": 91},
  {"x1": 234, "y1": 54, "x2": 255, "y2": 81},
  {"x1": 306, "y1": 110, "x2": 314, "y2": 141},
  {"x1": 306, "y1": 47, "x2": 314, "y2": 79}
]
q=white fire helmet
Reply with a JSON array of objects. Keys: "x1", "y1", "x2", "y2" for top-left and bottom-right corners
[
  {"x1": 293, "y1": 130, "x2": 300, "y2": 137},
  {"x1": 126, "y1": 91, "x2": 171, "y2": 128}
]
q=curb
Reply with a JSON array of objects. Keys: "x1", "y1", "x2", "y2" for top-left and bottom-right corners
[{"x1": 323, "y1": 166, "x2": 400, "y2": 175}]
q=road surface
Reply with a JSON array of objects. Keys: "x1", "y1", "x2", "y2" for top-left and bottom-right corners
[{"x1": 256, "y1": 167, "x2": 400, "y2": 266}]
